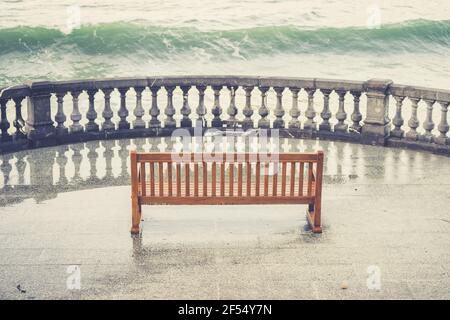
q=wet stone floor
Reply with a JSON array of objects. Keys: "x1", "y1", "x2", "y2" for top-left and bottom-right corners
[{"x1": 0, "y1": 137, "x2": 449, "y2": 299}]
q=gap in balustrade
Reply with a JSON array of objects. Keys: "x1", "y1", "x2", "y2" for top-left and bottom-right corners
[
  {"x1": 359, "y1": 93, "x2": 368, "y2": 128},
  {"x1": 140, "y1": 88, "x2": 152, "y2": 126},
  {"x1": 264, "y1": 87, "x2": 276, "y2": 126},
  {"x1": 79, "y1": 92, "x2": 90, "y2": 129},
  {"x1": 217, "y1": 87, "x2": 231, "y2": 127},
  {"x1": 4, "y1": 100, "x2": 15, "y2": 136},
  {"x1": 327, "y1": 91, "x2": 340, "y2": 129},
  {"x1": 234, "y1": 87, "x2": 247, "y2": 124},
  {"x1": 203, "y1": 88, "x2": 215, "y2": 126},
  {"x1": 343, "y1": 91, "x2": 354, "y2": 131},
  {"x1": 297, "y1": 89, "x2": 312, "y2": 129},
  {"x1": 414, "y1": 99, "x2": 428, "y2": 136}
]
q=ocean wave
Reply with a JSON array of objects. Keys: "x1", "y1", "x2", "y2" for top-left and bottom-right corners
[{"x1": 0, "y1": 19, "x2": 449, "y2": 58}]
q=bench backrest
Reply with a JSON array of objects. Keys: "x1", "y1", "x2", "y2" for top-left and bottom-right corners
[{"x1": 130, "y1": 151, "x2": 324, "y2": 205}]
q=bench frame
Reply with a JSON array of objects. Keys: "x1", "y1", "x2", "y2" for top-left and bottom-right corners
[{"x1": 130, "y1": 151, "x2": 324, "y2": 234}]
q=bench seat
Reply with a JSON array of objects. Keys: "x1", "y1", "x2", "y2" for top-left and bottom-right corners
[{"x1": 130, "y1": 151, "x2": 324, "y2": 234}]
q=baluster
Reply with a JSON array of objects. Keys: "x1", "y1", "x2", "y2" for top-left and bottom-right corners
[
  {"x1": 289, "y1": 87, "x2": 301, "y2": 129},
  {"x1": 118, "y1": 87, "x2": 130, "y2": 130},
  {"x1": 70, "y1": 90, "x2": 83, "y2": 133},
  {"x1": 391, "y1": 95, "x2": 405, "y2": 138},
  {"x1": 406, "y1": 98, "x2": 420, "y2": 141},
  {"x1": 211, "y1": 85, "x2": 223, "y2": 127},
  {"x1": 273, "y1": 87, "x2": 285, "y2": 128},
  {"x1": 180, "y1": 86, "x2": 192, "y2": 127},
  {"x1": 71, "y1": 144, "x2": 83, "y2": 182},
  {"x1": 242, "y1": 86, "x2": 254, "y2": 130},
  {"x1": 164, "y1": 86, "x2": 176, "y2": 128},
  {"x1": 436, "y1": 101, "x2": 449, "y2": 145},
  {"x1": 133, "y1": 86, "x2": 146, "y2": 129},
  {"x1": 334, "y1": 90, "x2": 348, "y2": 132},
  {"x1": 258, "y1": 86, "x2": 270, "y2": 129},
  {"x1": 350, "y1": 91, "x2": 362, "y2": 133},
  {"x1": 195, "y1": 85, "x2": 207, "y2": 127},
  {"x1": 56, "y1": 146, "x2": 68, "y2": 185},
  {"x1": 319, "y1": 89, "x2": 332, "y2": 131},
  {"x1": 421, "y1": 99, "x2": 435, "y2": 142},
  {"x1": 101, "y1": 88, "x2": 115, "y2": 131},
  {"x1": 0, "y1": 98, "x2": 11, "y2": 141},
  {"x1": 159, "y1": 162, "x2": 164, "y2": 196},
  {"x1": 55, "y1": 92, "x2": 68, "y2": 135},
  {"x1": 149, "y1": 86, "x2": 161, "y2": 128},
  {"x1": 13, "y1": 97, "x2": 25, "y2": 138},
  {"x1": 86, "y1": 89, "x2": 99, "y2": 132},
  {"x1": 226, "y1": 86, "x2": 238, "y2": 128},
  {"x1": 304, "y1": 88, "x2": 316, "y2": 131}
]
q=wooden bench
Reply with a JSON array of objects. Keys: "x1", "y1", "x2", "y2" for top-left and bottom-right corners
[{"x1": 130, "y1": 151, "x2": 324, "y2": 234}]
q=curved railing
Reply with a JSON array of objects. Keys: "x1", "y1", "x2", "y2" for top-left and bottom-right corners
[{"x1": 0, "y1": 76, "x2": 449, "y2": 155}]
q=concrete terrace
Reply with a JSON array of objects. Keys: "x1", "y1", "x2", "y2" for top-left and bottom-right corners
[{"x1": 0, "y1": 137, "x2": 449, "y2": 299}]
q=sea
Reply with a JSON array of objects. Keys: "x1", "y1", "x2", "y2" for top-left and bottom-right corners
[{"x1": 0, "y1": 0, "x2": 449, "y2": 89}]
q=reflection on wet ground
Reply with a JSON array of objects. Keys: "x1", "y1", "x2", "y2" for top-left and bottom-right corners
[{"x1": 0, "y1": 137, "x2": 449, "y2": 299}]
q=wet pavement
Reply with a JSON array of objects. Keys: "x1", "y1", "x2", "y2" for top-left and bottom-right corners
[{"x1": 0, "y1": 137, "x2": 449, "y2": 299}]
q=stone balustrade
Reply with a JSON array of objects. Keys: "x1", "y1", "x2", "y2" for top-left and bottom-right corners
[{"x1": 0, "y1": 76, "x2": 449, "y2": 155}]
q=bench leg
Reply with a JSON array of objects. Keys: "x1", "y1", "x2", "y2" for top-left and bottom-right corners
[
  {"x1": 306, "y1": 203, "x2": 322, "y2": 233},
  {"x1": 131, "y1": 198, "x2": 141, "y2": 235}
]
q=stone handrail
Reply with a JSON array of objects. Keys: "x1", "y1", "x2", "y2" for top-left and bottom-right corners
[{"x1": 0, "y1": 76, "x2": 449, "y2": 155}]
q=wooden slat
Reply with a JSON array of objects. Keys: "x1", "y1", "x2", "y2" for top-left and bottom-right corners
[
  {"x1": 140, "y1": 162, "x2": 146, "y2": 196},
  {"x1": 281, "y1": 161, "x2": 287, "y2": 196},
  {"x1": 255, "y1": 161, "x2": 260, "y2": 196},
  {"x1": 185, "y1": 163, "x2": 190, "y2": 196},
  {"x1": 314, "y1": 151, "x2": 324, "y2": 228},
  {"x1": 272, "y1": 163, "x2": 278, "y2": 196},
  {"x1": 307, "y1": 162, "x2": 313, "y2": 196},
  {"x1": 194, "y1": 163, "x2": 199, "y2": 197},
  {"x1": 238, "y1": 163, "x2": 243, "y2": 196},
  {"x1": 264, "y1": 163, "x2": 269, "y2": 196},
  {"x1": 158, "y1": 162, "x2": 164, "y2": 196},
  {"x1": 176, "y1": 163, "x2": 181, "y2": 197},
  {"x1": 246, "y1": 162, "x2": 251, "y2": 196},
  {"x1": 136, "y1": 152, "x2": 319, "y2": 162},
  {"x1": 229, "y1": 163, "x2": 234, "y2": 196},
  {"x1": 168, "y1": 162, "x2": 173, "y2": 196},
  {"x1": 299, "y1": 162, "x2": 304, "y2": 196},
  {"x1": 220, "y1": 162, "x2": 225, "y2": 196},
  {"x1": 290, "y1": 161, "x2": 295, "y2": 196},
  {"x1": 141, "y1": 195, "x2": 315, "y2": 205},
  {"x1": 212, "y1": 162, "x2": 216, "y2": 196},
  {"x1": 202, "y1": 162, "x2": 207, "y2": 196},
  {"x1": 130, "y1": 151, "x2": 139, "y2": 232},
  {"x1": 150, "y1": 162, "x2": 155, "y2": 196}
]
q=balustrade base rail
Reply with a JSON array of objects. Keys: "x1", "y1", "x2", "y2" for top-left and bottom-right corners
[{"x1": 0, "y1": 76, "x2": 449, "y2": 156}]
